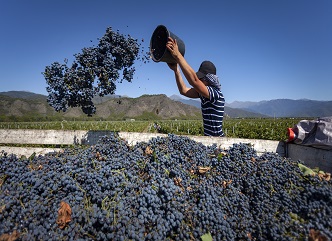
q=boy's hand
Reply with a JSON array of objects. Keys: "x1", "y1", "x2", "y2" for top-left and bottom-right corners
[{"x1": 166, "y1": 37, "x2": 181, "y2": 60}]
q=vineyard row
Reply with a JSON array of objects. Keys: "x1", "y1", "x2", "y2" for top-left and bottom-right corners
[{"x1": 0, "y1": 118, "x2": 302, "y2": 141}]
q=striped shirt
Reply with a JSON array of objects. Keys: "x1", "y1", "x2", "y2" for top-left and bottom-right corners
[{"x1": 200, "y1": 86, "x2": 225, "y2": 136}]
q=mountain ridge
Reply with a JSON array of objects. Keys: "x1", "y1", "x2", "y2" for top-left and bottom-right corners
[
  {"x1": 2, "y1": 91, "x2": 330, "y2": 120},
  {"x1": 226, "y1": 98, "x2": 332, "y2": 117},
  {"x1": 168, "y1": 95, "x2": 267, "y2": 118},
  {"x1": 0, "y1": 91, "x2": 201, "y2": 121},
  {"x1": 0, "y1": 91, "x2": 266, "y2": 120}
]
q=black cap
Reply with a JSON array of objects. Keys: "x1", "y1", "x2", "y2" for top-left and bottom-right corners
[{"x1": 196, "y1": 61, "x2": 216, "y2": 79}]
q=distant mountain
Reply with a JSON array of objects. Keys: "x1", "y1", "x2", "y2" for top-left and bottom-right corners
[
  {"x1": 169, "y1": 95, "x2": 201, "y2": 108},
  {"x1": 227, "y1": 99, "x2": 332, "y2": 117},
  {"x1": 169, "y1": 95, "x2": 183, "y2": 101},
  {"x1": 0, "y1": 91, "x2": 58, "y2": 118},
  {"x1": 0, "y1": 91, "x2": 46, "y2": 100},
  {"x1": 226, "y1": 100, "x2": 263, "y2": 109},
  {"x1": 93, "y1": 94, "x2": 202, "y2": 120},
  {"x1": 3, "y1": 91, "x2": 329, "y2": 120},
  {"x1": 169, "y1": 95, "x2": 267, "y2": 118},
  {"x1": 0, "y1": 91, "x2": 201, "y2": 120},
  {"x1": 92, "y1": 94, "x2": 125, "y2": 104},
  {"x1": 224, "y1": 106, "x2": 267, "y2": 118}
]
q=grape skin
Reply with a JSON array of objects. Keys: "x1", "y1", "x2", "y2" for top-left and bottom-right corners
[{"x1": 0, "y1": 133, "x2": 331, "y2": 240}]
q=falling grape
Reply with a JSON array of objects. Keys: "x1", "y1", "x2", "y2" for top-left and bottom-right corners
[{"x1": 42, "y1": 27, "x2": 150, "y2": 116}]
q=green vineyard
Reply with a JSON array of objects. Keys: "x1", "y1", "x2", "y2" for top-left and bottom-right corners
[{"x1": 0, "y1": 118, "x2": 302, "y2": 141}]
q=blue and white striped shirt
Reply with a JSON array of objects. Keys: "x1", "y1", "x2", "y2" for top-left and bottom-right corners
[{"x1": 200, "y1": 86, "x2": 225, "y2": 136}]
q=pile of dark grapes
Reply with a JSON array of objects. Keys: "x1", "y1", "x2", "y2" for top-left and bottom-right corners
[
  {"x1": 1, "y1": 133, "x2": 331, "y2": 240},
  {"x1": 43, "y1": 27, "x2": 149, "y2": 116}
]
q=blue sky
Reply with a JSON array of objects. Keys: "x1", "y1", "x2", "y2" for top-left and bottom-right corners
[{"x1": 1, "y1": 0, "x2": 331, "y2": 103}]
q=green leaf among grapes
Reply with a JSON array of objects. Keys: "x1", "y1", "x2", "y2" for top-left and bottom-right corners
[
  {"x1": 201, "y1": 232, "x2": 213, "y2": 241},
  {"x1": 298, "y1": 163, "x2": 316, "y2": 176}
]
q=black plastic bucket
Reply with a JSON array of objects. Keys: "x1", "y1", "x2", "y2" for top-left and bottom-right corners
[{"x1": 150, "y1": 25, "x2": 185, "y2": 63}]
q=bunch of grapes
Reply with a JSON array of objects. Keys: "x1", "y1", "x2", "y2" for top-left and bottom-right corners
[
  {"x1": 0, "y1": 133, "x2": 331, "y2": 240},
  {"x1": 43, "y1": 27, "x2": 149, "y2": 116}
]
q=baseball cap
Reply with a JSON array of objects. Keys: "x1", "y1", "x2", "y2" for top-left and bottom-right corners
[{"x1": 196, "y1": 61, "x2": 216, "y2": 79}]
